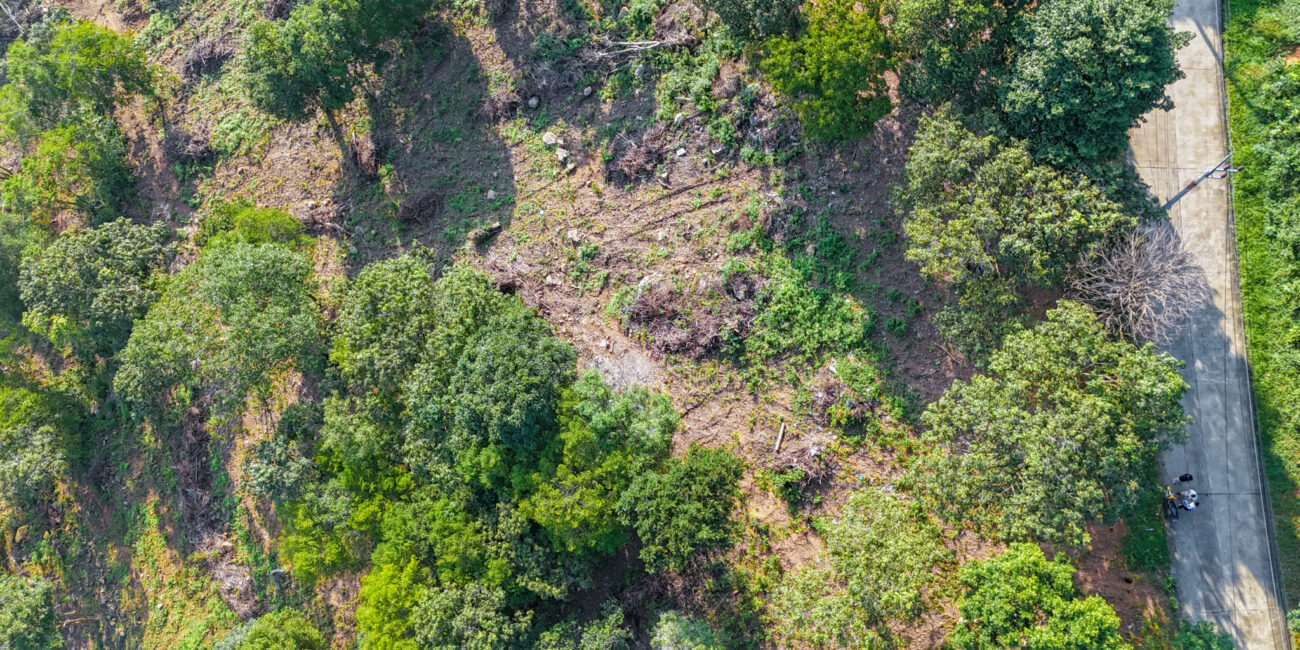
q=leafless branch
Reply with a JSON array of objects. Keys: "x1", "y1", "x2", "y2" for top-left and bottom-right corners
[{"x1": 1068, "y1": 221, "x2": 1210, "y2": 345}]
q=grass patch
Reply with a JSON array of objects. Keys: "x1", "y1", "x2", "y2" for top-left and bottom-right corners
[{"x1": 1225, "y1": 0, "x2": 1300, "y2": 610}]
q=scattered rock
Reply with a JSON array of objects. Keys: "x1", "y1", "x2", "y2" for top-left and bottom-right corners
[
  {"x1": 486, "y1": 189, "x2": 497, "y2": 200},
  {"x1": 676, "y1": 147, "x2": 686, "y2": 157},
  {"x1": 469, "y1": 222, "x2": 504, "y2": 246},
  {"x1": 673, "y1": 112, "x2": 685, "y2": 127},
  {"x1": 555, "y1": 148, "x2": 570, "y2": 162},
  {"x1": 634, "y1": 63, "x2": 646, "y2": 77},
  {"x1": 542, "y1": 132, "x2": 560, "y2": 147},
  {"x1": 566, "y1": 228, "x2": 582, "y2": 243},
  {"x1": 583, "y1": 86, "x2": 594, "y2": 97},
  {"x1": 527, "y1": 96, "x2": 540, "y2": 109}
]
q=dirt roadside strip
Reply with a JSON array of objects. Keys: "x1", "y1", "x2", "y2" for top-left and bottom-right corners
[{"x1": 1129, "y1": 0, "x2": 1291, "y2": 647}]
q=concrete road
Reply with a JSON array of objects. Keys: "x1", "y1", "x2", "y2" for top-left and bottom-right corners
[{"x1": 1129, "y1": 0, "x2": 1291, "y2": 647}]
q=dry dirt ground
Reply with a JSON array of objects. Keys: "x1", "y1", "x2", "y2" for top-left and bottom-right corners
[{"x1": 40, "y1": 0, "x2": 1175, "y2": 646}]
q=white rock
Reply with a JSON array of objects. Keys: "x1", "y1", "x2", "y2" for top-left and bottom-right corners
[
  {"x1": 542, "y1": 131, "x2": 560, "y2": 147},
  {"x1": 675, "y1": 148, "x2": 686, "y2": 157},
  {"x1": 555, "y1": 147, "x2": 570, "y2": 162},
  {"x1": 582, "y1": 86, "x2": 593, "y2": 97},
  {"x1": 486, "y1": 189, "x2": 497, "y2": 201},
  {"x1": 567, "y1": 228, "x2": 581, "y2": 243},
  {"x1": 673, "y1": 112, "x2": 684, "y2": 127},
  {"x1": 527, "y1": 96, "x2": 540, "y2": 109},
  {"x1": 634, "y1": 64, "x2": 646, "y2": 77}
]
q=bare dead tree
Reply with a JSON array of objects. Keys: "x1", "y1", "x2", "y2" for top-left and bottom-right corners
[{"x1": 1068, "y1": 221, "x2": 1210, "y2": 345}]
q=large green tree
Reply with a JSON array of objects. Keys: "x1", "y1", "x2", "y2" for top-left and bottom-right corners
[
  {"x1": 949, "y1": 544, "x2": 1129, "y2": 650},
  {"x1": 1000, "y1": 0, "x2": 1188, "y2": 165},
  {"x1": 19, "y1": 218, "x2": 173, "y2": 359},
  {"x1": 913, "y1": 301, "x2": 1187, "y2": 546}
]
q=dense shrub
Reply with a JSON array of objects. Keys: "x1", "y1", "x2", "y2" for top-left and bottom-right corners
[
  {"x1": 0, "y1": 212, "x2": 42, "y2": 326},
  {"x1": 769, "y1": 487, "x2": 949, "y2": 645},
  {"x1": 1000, "y1": 0, "x2": 1188, "y2": 165},
  {"x1": 699, "y1": 0, "x2": 801, "y2": 40},
  {"x1": 768, "y1": 563, "x2": 883, "y2": 648},
  {"x1": 912, "y1": 301, "x2": 1187, "y2": 546},
  {"x1": 235, "y1": 609, "x2": 326, "y2": 649},
  {"x1": 535, "y1": 603, "x2": 632, "y2": 650},
  {"x1": 949, "y1": 544, "x2": 1128, "y2": 649},
  {"x1": 1176, "y1": 620, "x2": 1235, "y2": 650},
  {"x1": 761, "y1": 0, "x2": 893, "y2": 139},
  {"x1": 19, "y1": 218, "x2": 173, "y2": 359},
  {"x1": 197, "y1": 201, "x2": 312, "y2": 250},
  {"x1": 618, "y1": 444, "x2": 743, "y2": 572},
  {"x1": 0, "y1": 574, "x2": 61, "y2": 649}
]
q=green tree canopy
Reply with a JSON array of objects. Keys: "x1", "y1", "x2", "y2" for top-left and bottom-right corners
[
  {"x1": 521, "y1": 373, "x2": 677, "y2": 554},
  {"x1": 398, "y1": 267, "x2": 576, "y2": 489},
  {"x1": 242, "y1": 0, "x2": 429, "y2": 121},
  {"x1": 893, "y1": 0, "x2": 1029, "y2": 106},
  {"x1": 618, "y1": 444, "x2": 742, "y2": 572},
  {"x1": 0, "y1": 17, "x2": 153, "y2": 145},
  {"x1": 761, "y1": 0, "x2": 894, "y2": 139},
  {"x1": 824, "y1": 488, "x2": 951, "y2": 621},
  {"x1": 898, "y1": 111, "x2": 1135, "y2": 289},
  {"x1": 0, "y1": 387, "x2": 67, "y2": 511},
  {"x1": 913, "y1": 301, "x2": 1187, "y2": 546},
  {"x1": 1000, "y1": 0, "x2": 1188, "y2": 165},
  {"x1": 949, "y1": 543, "x2": 1129, "y2": 650},
  {"x1": 19, "y1": 218, "x2": 173, "y2": 359},
  {"x1": 114, "y1": 241, "x2": 322, "y2": 416},
  {"x1": 0, "y1": 117, "x2": 133, "y2": 224},
  {"x1": 0, "y1": 574, "x2": 61, "y2": 649},
  {"x1": 410, "y1": 582, "x2": 533, "y2": 650}
]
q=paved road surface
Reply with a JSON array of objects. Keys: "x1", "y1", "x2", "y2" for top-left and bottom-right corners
[{"x1": 1129, "y1": 0, "x2": 1290, "y2": 647}]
